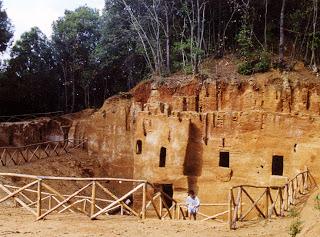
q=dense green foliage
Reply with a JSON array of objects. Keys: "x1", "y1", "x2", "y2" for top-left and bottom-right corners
[
  {"x1": 52, "y1": 6, "x2": 101, "y2": 112},
  {"x1": 0, "y1": 0, "x2": 12, "y2": 53},
  {"x1": 1, "y1": 0, "x2": 320, "y2": 114}
]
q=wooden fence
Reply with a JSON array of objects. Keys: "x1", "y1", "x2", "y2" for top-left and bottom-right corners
[
  {"x1": 0, "y1": 171, "x2": 315, "y2": 225},
  {"x1": 228, "y1": 170, "x2": 317, "y2": 229},
  {"x1": 0, "y1": 173, "x2": 185, "y2": 221},
  {"x1": 0, "y1": 172, "x2": 232, "y2": 222},
  {"x1": 0, "y1": 139, "x2": 87, "y2": 166},
  {"x1": 176, "y1": 203, "x2": 232, "y2": 222},
  {"x1": 0, "y1": 111, "x2": 64, "y2": 123},
  {"x1": 0, "y1": 173, "x2": 146, "y2": 220},
  {"x1": 143, "y1": 183, "x2": 186, "y2": 220}
]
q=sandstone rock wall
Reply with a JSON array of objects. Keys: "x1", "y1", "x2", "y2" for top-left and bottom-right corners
[
  {"x1": 86, "y1": 69, "x2": 320, "y2": 204},
  {"x1": 86, "y1": 95, "x2": 138, "y2": 179}
]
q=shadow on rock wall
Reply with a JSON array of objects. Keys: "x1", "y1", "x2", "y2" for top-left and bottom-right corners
[{"x1": 183, "y1": 122, "x2": 203, "y2": 193}]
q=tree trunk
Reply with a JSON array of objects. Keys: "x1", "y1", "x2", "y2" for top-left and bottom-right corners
[
  {"x1": 85, "y1": 86, "x2": 90, "y2": 108},
  {"x1": 70, "y1": 67, "x2": 75, "y2": 113},
  {"x1": 103, "y1": 77, "x2": 108, "y2": 101},
  {"x1": 279, "y1": 0, "x2": 286, "y2": 66},
  {"x1": 165, "y1": 8, "x2": 170, "y2": 74},
  {"x1": 264, "y1": 0, "x2": 268, "y2": 49},
  {"x1": 311, "y1": 0, "x2": 318, "y2": 68},
  {"x1": 62, "y1": 64, "x2": 68, "y2": 112}
]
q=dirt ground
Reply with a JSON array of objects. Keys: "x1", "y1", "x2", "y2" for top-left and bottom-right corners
[
  {"x1": 0, "y1": 151, "x2": 318, "y2": 237},
  {"x1": 0, "y1": 206, "x2": 294, "y2": 237}
]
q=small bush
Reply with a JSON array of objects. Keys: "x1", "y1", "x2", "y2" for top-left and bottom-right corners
[
  {"x1": 183, "y1": 64, "x2": 193, "y2": 75},
  {"x1": 289, "y1": 218, "x2": 303, "y2": 237},
  {"x1": 254, "y1": 60, "x2": 270, "y2": 73},
  {"x1": 238, "y1": 61, "x2": 254, "y2": 75},
  {"x1": 236, "y1": 24, "x2": 254, "y2": 60},
  {"x1": 255, "y1": 52, "x2": 271, "y2": 73},
  {"x1": 315, "y1": 194, "x2": 320, "y2": 210},
  {"x1": 238, "y1": 53, "x2": 271, "y2": 75}
]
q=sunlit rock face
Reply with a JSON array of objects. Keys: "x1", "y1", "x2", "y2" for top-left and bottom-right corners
[{"x1": 75, "y1": 68, "x2": 320, "y2": 203}]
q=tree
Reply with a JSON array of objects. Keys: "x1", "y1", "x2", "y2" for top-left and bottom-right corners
[
  {"x1": 94, "y1": 0, "x2": 146, "y2": 96},
  {"x1": 122, "y1": 0, "x2": 178, "y2": 76},
  {"x1": 8, "y1": 27, "x2": 55, "y2": 78},
  {"x1": 5, "y1": 27, "x2": 59, "y2": 113},
  {"x1": 279, "y1": 0, "x2": 286, "y2": 66},
  {"x1": 310, "y1": 0, "x2": 318, "y2": 69},
  {"x1": 183, "y1": 0, "x2": 207, "y2": 74},
  {"x1": 0, "y1": 0, "x2": 13, "y2": 53},
  {"x1": 264, "y1": 0, "x2": 268, "y2": 49},
  {"x1": 52, "y1": 6, "x2": 100, "y2": 112}
]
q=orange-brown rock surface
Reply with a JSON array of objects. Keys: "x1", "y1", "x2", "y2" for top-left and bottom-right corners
[
  {"x1": 84, "y1": 59, "x2": 320, "y2": 204},
  {"x1": 2, "y1": 58, "x2": 319, "y2": 206}
]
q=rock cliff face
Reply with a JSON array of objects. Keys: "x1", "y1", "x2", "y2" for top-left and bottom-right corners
[
  {"x1": 0, "y1": 119, "x2": 66, "y2": 147},
  {"x1": 2, "y1": 60, "x2": 319, "y2": 204},
  {"x1": 85, "y1": 62, "x2": 320, "y2": 203},
  {"x1": 0, "y1": 109, "x2": 94, "y2": 147}
]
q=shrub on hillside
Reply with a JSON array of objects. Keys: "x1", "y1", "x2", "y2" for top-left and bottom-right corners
[
  {"x1": 237, "y1": 52, "x2": 271, "y2": 75},
  {"x1": 238, "y1": 61, "x2": 254, "y2": 75},
  {"x1": 315, "y1": 194, "x2": 320, "y2": 210},
  {"x1": 289, "y1": 218, "x2": 303, "y2": 237}
]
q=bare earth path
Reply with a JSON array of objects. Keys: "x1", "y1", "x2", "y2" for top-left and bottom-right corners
[{"x1": 0, "y1": 206, "x2": 294, "y2": 237}]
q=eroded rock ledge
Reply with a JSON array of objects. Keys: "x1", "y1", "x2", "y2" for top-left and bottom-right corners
[{"x1": 86, "y1": 65, "x2": 320, "y2": 203}]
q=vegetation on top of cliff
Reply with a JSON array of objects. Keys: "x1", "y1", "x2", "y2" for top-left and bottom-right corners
[{"x1": 1, "y1": 0, "x2": 320, "y2": 115}]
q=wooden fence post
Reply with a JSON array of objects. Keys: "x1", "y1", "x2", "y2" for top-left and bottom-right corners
[
  {"x1": 91, "y1": 181, "x2": 96, "y2": 217},
  {"x1": 142, "y1": 183, "x2": 146, "y2": 219},
  {"x1": 228, "y1": 188, "x2": 233, "y2": 229},
  {"x1": 265, "y1": 187, "x2": 269, "y2": 218},
  {"x1": 37, "y1": 179, "x2": 42, "y2": 218},
  {"x1": 239, "y1": 187, "x2": 242, "y2": 219},
  {"x1": 159, "y1": 195, "x2": 163, "y2": 218},
  {"x1": 83, "y1": 199, "x2": 87, "y2": 213},
  {"x1": 48, "y1": 195, "x2": 52, "y2": 210},
  {"x1": 279, "y1": 187, "x2": 284, "y2": 216}
]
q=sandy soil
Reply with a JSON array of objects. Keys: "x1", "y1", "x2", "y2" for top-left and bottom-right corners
[{"x1": 0, "y1": 206, "x2": 295, "y2": 237}]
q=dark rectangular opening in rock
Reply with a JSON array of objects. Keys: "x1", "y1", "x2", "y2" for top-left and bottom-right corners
[
  {"x1": 219, "y1": 152, "x2": 229, "y2": 168},
  {"x1": 136, "y1": 140, "x2": 142, "y2": 154},
  {"x1": 272, "y1": 155, "x2": 283, "y2": 176},
  {"x1": 155, "y1": 184, "x2": 173, "y2": 207},
  {"x1": 159, "y1": 147, "x2": 167, "y2": 167},
  {"x1": 182, "y1": 97, "x2": 187, "y2": 111}
]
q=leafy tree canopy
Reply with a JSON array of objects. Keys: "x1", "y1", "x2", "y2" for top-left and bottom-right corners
[{"x1": 0, "y1": 0, "x2": 13, "y2": 53}]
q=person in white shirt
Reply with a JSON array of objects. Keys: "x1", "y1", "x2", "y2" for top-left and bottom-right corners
[{"x1": 186, "y1": 190, "x2": 200, "y2": 220}]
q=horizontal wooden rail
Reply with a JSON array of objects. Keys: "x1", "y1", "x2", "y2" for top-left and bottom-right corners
[
  {"x1": 4, "y1": 185, "x2": 115, "y2": 203},
  {"x1": 177, "y1": 204, "x2": 229, "y2": 222},
  {"x1": 177, "y1": 203, "x2": 231, "y2": 207}
]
